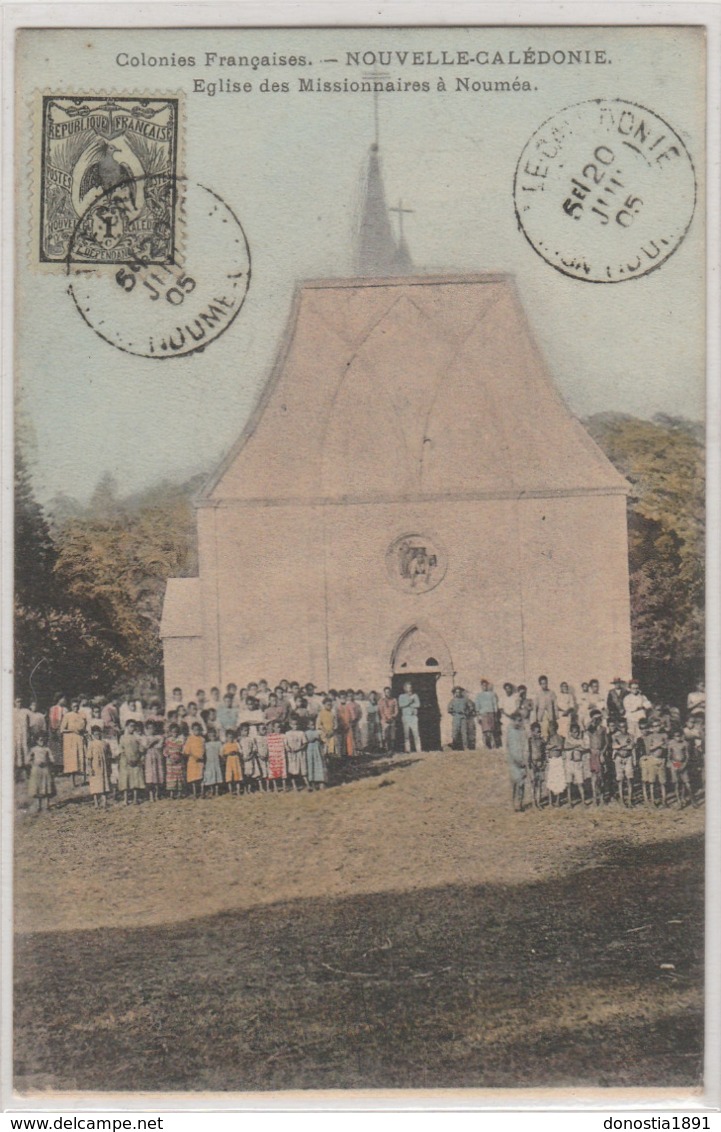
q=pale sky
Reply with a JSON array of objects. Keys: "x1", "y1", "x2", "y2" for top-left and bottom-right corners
[{"x1": 16, "y1": 25, "x2": 705, "y2": 503}]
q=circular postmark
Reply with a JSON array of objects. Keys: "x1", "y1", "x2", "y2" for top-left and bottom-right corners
[
  {"x1": 513, "y1": 99, "x2": 696, "y2": 283},
  {"x1": 66, "y1": 174, "x2": 251, "y2": 358},
  {"x1": 386, "y1": 533, "x2": 448, "y2": 594}
]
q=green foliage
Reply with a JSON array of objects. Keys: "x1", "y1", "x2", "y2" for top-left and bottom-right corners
[
  {"x1": 585, "y1": 412, "x2": 704, "y2": 694},
  {"x1": 15, "y1": 449, "x2": 203, "y2": 702},
  {"x1": 14, "y1": 446, "x2": 124, "y2": 701},
  {"x1": 15, "y1": 445, "x2": 57, "y2": 613},
  {"x1": 52, "y1": 476, "x2": 201, "y2": 683}
]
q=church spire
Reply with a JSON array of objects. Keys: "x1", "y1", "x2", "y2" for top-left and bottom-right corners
[{"x1": 356, "y1": 143, "x2": 401, "y2": 277}]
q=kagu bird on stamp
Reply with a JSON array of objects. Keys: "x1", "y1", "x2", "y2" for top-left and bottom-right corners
[{"x1": 39, "y1": 95, "x2": 179, "y2": 264}]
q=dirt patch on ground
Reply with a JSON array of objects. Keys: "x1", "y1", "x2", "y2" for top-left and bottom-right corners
[
  {"x1": 14, "y1": 752, "x2": 704, "y2": 1093},
  {"x1": 14, "y1": 750, "x2": 704, "y2": 934}
]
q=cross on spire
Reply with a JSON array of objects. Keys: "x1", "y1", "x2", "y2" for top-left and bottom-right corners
[
  {"x1": 355, "y1": 78, "x2": 415, "y2": 277},
  {"x1": 389, "y1": 199, "x2": 414, "y2": 243}
]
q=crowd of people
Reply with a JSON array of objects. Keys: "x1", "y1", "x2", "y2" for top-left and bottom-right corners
[{"x1": 13, "y1": 673, "x2": 705, "y2": 814}]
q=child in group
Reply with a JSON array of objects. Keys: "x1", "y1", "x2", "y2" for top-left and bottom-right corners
[
  {"x1": 143, "y1": 721, "x2": 165, "y2": 802},
  {"x1": 505, "y1": 712, "x2": 527, "y2": 812},
  {"x1": 222, "y1": 728, "x2": 243, "y2": 795},
  {"x1": 27, "y1": 731, "x2": 55, "y2": 813},
  {"x1": 183, "y1": 721, "x2": 206, "y2": 799},
  {"x1": 563, "y1": 721, "x2": 587, "y2": 807},
  {"x1": 643, "y1": 716, "x2": 668, "y2": 808},
  {"x1": 527, "y1": 721, "x2": 546, "y2": 809},
  {"x1": 266, "y1": 722, "x2": 287, "y2": 793},
  {"x1": 683, "y1": 711, "x2": 705, "y2": 790},
  {"x1": 202, "y1": 726, "x2": 224, "y2": 797},
  {"x1": 163, "y1": 723, "x2": 185, "y2": 798},
  {"x1": 117, "y1": 720, "x2": 145, "y2": 805},
  {"x1": 305, "y1": 723, "x2": 327, "y2": 790},
  {"x1": 237, "y1": 722, "x2": 261, "y2": 794},
  {"x1": 545, "y1": 729, "x2": 567, "y2": 808},
  {"x1": 255, "y1": 722, "x2": 270, "y2": 790},
  {"x1": 586, "y1": 710, "x2": 608, "y2": 805},
  {"x1": 611, "y1": 719, "x2": 636, "y2": 807},
  {"x1": 86, "y1": 724, "x2": 112, "y2": 808},
  {"x1": 365, "y1": 691, "x2": 383, "y2": 753},
  {"x1": 667, "y1": 726, "x2": 693, "y2": 808},
  {"x1": 284, "y1": 717, "x2": 308, "y2": 791},
  {"x1": 317, "y1": 697, "x2": 337, "y2": 759}
]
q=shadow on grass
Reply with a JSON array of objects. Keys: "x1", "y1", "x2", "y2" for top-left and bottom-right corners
[
  {"x1": 14, "y1": 832, "x2": 703, "y2": 1093},
  {"x1": 329, "y1": 752, "x2": 423, "y2": 787}
]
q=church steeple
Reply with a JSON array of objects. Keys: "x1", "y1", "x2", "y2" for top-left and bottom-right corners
[{"x1": 356, "y1": 143, "x2": 402, "y2": 277}]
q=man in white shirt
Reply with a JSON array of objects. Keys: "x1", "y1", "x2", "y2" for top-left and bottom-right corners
[
  {"x1": 398, "y1": 681, "x2": 421, "y2": 753},
  {"x1": 623, "y1": 680, "x2": 652, "y2": 739}
]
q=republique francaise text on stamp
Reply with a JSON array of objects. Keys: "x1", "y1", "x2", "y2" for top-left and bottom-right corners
[{"x1": 39, "y1": 95, "x2": 179, "y2": 264}]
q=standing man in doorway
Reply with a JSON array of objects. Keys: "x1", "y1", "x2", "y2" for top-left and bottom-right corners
[
  {"x1": 379, "y1": 686, "x2": 399, "y2": 754},
  {"x1": 399, "y1": 681, "x2": 421, "y2": 753}
]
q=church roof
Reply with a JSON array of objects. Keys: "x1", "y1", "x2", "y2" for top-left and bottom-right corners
[
  {"x1": 160, "y1": 577, "x2": 202, "y2": 639},
  {"x1": 200, "y1": 274, "x2": 629, "y2": 505}
]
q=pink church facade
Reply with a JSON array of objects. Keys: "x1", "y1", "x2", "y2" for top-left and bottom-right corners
[{"x1": 161, "y1": 273, "x2": 632, "y2": 745}]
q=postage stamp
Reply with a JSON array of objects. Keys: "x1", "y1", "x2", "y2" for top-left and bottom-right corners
[
  {"x1": 39, "y1": 95, "x2": 180, "y2": 264},
  {"x1": 513, "y1": 99, "x2": 697, "y2": 283}
]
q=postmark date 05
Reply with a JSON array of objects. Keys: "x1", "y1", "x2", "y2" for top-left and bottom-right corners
[
  {"x1": 116, "y1": 260, "x2": 197, "y2": 305},
  {"x1": 562, "y1": 145, "x2": 643, "y2": 228}
]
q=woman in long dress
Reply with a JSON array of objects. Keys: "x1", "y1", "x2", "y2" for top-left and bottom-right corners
[
  {"x1": 117, "y1": 721, "x2": 145, "y2": 804},
  {"x1": 143, "y1": 722, "x2": 165, "y2": 802},
  {"x1": 266, "y1": 724, "x2": 287, "y2": 793},
  {"x1": 284, "y1": 720, "x2": 308, "y2": 791},
  {"x1": 60, "y1": 700, "x2": 87, "y2": 785},
  {"x1": 202, "y1": 727, "x2": 224, "y2": 797},
  {"x1": 317, "y1": 699, "x2": 337, "y2": 758},
  {"x1": 237, "y1": 723, "x2": 261, "y2": 794},
  {"x1": 27, "y1": 735, "x2": 55, "y2": 812},
  {"x1": 86, "y1": 725, "x2": 113, "y2": 808},
  {"x1": 48, "y1": 695, "x2": 67, "y2": 765},
  {"x1": 183, "y1": 723, "x2": 206, "y2": 799},
  {"x1": 163, "y1": 724, "x2": 186, "y2": 798},
  {"x1": 305, "y1": 727, "x2": 327, "y2": 790}
]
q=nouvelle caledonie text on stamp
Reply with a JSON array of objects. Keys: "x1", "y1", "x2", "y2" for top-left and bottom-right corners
[
  {"x1": 40, "y1": 95, "x2": 179, "y2": 264},
  {"x1": 513, "y1": 99, "x2": 696, "y2": 283}
]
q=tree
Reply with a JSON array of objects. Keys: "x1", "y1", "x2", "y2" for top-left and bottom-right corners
[
  {"x1": 585, "y1": 412, "x2": 704, "y2": 702},
  {"x1": 14, "y1": 445, "x2": 57, "y2": 613},
  {"x1": 51, "y1": 474, "x2": 202, "y2": 688},
  {"x1": 14, "y1": 445, "x2": 127, "y2": 703}
]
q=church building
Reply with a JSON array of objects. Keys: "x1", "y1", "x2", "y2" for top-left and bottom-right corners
[{"x1": 160, "y1": 143, "x2": 632, "y2": 747}]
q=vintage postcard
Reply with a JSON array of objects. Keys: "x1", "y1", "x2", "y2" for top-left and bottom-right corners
[{"x1": 6, "y1": 8, "x2": 717, "y2": 1107}]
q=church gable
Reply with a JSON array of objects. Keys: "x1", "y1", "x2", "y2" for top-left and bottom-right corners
[{"x1": 203, "y1": 275, "x2": 628, "y2": 505}]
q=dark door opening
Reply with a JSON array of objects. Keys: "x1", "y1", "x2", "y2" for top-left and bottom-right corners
[{"x1": 391, "y1": 672, "x2": 442, "y2": 752}]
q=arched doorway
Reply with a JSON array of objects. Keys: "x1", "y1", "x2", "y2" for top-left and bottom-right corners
[{"x1": 390, "y1": 624, "x2": 454, "y2": 751}]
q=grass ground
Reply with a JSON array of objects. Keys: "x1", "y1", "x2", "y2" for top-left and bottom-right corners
[{"x1": 14, "y1": 749, "x2": 704, "y2": 1094}]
